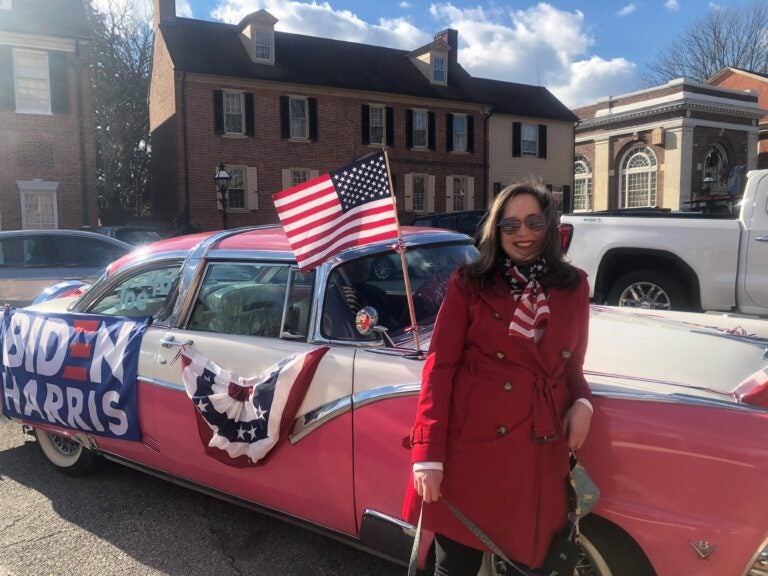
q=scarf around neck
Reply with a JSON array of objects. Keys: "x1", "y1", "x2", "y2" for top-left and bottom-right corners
[{"x1": 499, "y1": 257, "x2": 550, "y2": 339}]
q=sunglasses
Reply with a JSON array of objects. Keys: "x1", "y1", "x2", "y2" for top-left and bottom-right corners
[{"x1": 498, "y1": 213, "x2": 548, "y2": 234}]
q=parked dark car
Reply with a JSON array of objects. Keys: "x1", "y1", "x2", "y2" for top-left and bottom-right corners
[
  {"x1": 0, "y1": 229, "x2": 131, "y2": 307},
  {"x1": 96, "y1": 225, "x2": 164, "y2": 246},
  {"x1": 411, "y1": 209, "x2": 487, "y2": 242}
]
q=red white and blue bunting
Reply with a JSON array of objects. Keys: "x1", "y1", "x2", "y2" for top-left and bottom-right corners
[{"x1": 180, "y1": 347, "x2": 329, "y2": 465}]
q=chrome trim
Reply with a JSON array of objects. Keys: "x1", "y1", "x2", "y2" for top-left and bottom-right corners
[
  {"x1": 289, "y1": 395, "x2": 352, "y2": 444},
  {"x1": 140, "y1": 376, "x2": 185, "y2": 392},
  {"x1": 745, "y1": 537, "x2": 768, "y2": 576},
  {"x1": 206, "y1": 249, "x2": 295, "y2": 261},
  {"x1": 588, "y1": 384, "x2": 765, "y2": 413},
  {"x1": 352, "y1": 383, "x2": 421, "y2": 410},
  {"x1": 363, "y1": 509, "x2": 416, "y2": 538}
]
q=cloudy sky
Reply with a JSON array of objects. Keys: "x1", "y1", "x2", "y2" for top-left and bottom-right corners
[{"x1": 110, "y1": 0, "x2": 747, "y2": 107}]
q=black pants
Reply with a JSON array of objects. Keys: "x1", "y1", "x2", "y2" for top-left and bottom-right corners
[{"x1": 433, "y1": 533, "x2": 545, "y2": 576}]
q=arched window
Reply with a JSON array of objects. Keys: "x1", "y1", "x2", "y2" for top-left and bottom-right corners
[
  {"x1": 574, "y1": 156, "x2": 592, "y2": 211},
  {"x1": 703, "y1": 144, "x2": 729, "y2": 194},
  {"x1": 620, "y1": 145, "x2": 657, "y2": 208}
]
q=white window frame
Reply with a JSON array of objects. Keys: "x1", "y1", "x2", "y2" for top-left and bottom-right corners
[
  {"x1": 13, "y1": 49, "x2": 51, "y2": 115},
  {"x1": 452, "y1": 114, "x2": 466, "y2": 152},
  {"x1": 17, "y1": 179, "x2": 58, "y2": 229},
  {"x1": 226, "y1": 166, "x2": 247, "y2": 211},
  {"x1": 412, "y1": 109, "x2": 428, "y2": 149},
  {"x1": 289, "y1": 97, "x2": 308, "y2": 140},
  {"x1": 412, "y1": 174, "x2": 427, "y2": 212},
  {"x1": 521, "y1": 123, "x2": 537, "y2": 156},
  {"x1": 432, "y1": 56, "x2": 446, "y2": 83},
  {"x1": 223, "y1": 91, "x2": 244, "y2": 135},
  {"x1": 291, "y1": 168, "x2": 311, "y2": 187},
  {"x1": 574, "y1": 156, "x2": 592, "y2": 212},
  {"x1": 452, "y1": 176, "x2": 467, "y2": 211},
  {"x1": 369, "y1": 105, "x2": 385, "y2": 146},
  {"x1": 253, "y1": 29, "x2": 273, "y2": 62},
  {"x1": 620, "y1": 145, "x2": 657, "y2": 208}
]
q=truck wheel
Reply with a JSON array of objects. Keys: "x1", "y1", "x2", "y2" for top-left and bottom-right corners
[
  {"x1": 35, "y1": 429, "x2": 101, "y2": 476},
  {"x1": 606, "y1": 270, "x2": 687, "y2": 311}
]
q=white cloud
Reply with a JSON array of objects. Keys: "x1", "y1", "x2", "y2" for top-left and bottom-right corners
[
  {"x1": 617, "y1": 3, "x2": 636, "y2": 16},
  {"x1": 399, "y1": 1, "x2": 411, "y2": 7},
  {"x1": 211, "y1": 0, "x2": 429, "y2": 49},
  {"x1": 208, "y1": 0, "x2": 641, "y2": 107},
  {"x1": 92, "y1": 0, "x2": 193, "y2": 22},
  {"x1": 664, "y1": 0, "x2": 680, "y2": 10},
  {"x1": 177, "y1": 0, "x2": 193, "y2": 17}
]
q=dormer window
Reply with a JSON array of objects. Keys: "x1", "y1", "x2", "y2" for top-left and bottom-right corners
[
  {"x1": 254, "y1": 29, "x2": 272, "y2": 61},
  {"x1": 433, "y1": 57, "x2": 445, "y2": 83}
]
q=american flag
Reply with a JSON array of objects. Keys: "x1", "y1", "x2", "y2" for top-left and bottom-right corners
[
  {"x1": 272, "y1": 152, "x2": 399, "y2": 271},
  {"x1": 180, "y1": 347, "x2": 329, "y2": 465}
]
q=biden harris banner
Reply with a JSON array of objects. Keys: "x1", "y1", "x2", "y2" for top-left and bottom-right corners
[{"x1": 1, "y1": 308, "x2": 149, "y2": 440}]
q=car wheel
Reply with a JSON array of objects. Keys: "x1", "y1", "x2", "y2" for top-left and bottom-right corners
[
  {"x1": 372, "y1": 257, "x2": 394, "y2": 280},
  {"x1": 35, "y1": 429, "x2": 101, "y2": 476},
  {"x1": 606, "y1": 269, "x2": 687, "y2": 311}
]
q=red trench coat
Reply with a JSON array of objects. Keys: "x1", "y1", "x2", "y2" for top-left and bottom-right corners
[{"x1": 402, "y1": 269, "x2": 592, "y2": 568}]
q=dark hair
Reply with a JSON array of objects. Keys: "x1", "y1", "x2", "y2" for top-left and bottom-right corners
[{"x1": 462, "y1": 181, "x2": 580, "y2": 291}]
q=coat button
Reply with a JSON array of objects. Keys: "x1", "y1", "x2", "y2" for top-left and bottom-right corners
[
  {"x1": 503, "y1": 381, "x2": 513, "y2": 391},
  {"x1": 496, "y1": 351, "x2": 505, "y2": 359},
  {"x1": 496, "y1": 426, "x2": 508, "y2": 436},
  {"x1": 493, "y1": 311, "x2": 501, "y2": 319},
  {"x1": 561, "y1": 348, "x2": 572, "y2": 359}
]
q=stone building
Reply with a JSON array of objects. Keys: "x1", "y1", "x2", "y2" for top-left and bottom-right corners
[{"x1": 572, "y1": 78, "x2": 762, "y2": 212}]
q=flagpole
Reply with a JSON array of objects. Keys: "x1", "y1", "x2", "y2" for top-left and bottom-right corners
[{"x1": 382, "y1": 148, "x2": 422, "y2": 354}]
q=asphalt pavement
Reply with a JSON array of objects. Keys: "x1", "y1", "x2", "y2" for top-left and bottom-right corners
[{"x1": 0, "y1": 418, "x2": 403, "y2": 576}]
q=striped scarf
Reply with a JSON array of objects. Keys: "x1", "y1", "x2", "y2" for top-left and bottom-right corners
[{"x1": 500, "y1": 257, "x2": 550, "y2": 340}]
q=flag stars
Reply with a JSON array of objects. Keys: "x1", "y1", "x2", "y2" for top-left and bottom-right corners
[
  {"x1": 254, "y1": 404, "x2": 269, "y2": 420},
  {"x1": 195, "y1": 399, "x2": 209, "y2": 413}
]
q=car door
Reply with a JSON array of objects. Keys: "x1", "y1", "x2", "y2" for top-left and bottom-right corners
[
  {"x1": 0, "y1": 234, "x2": 60, "y2": 307},
  {"x1": 147, "y1": 260, "x2": 358, "y2": 536},
  {"x1": 743, "y1": 178, "x2": 768, "y2": 310},
  {"x1": 53, "y1": 234, "x2": 129, "y2": 282}
]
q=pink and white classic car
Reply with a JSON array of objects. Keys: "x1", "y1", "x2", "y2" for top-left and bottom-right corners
[{"x1": 3, "y1": 226, "x2": 768, "y2": 576}]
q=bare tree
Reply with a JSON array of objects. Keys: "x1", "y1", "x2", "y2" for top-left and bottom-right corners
[
  {"x1": 87, "y1": 0, "x2": 153, "y2": 223},
  {"x1": 643, "y1": 0, "x2": 768, "y2": 85}
]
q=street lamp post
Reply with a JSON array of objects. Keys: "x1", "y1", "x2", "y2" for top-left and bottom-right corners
[{"x1": 214, "y1": 162, "x2": 232, "y2": 230}]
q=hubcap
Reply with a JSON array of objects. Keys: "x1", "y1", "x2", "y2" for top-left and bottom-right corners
[
  {"x1": 49, "y1": 433, "x2": 81, "y2": 457},
  {"x1": 618, "y1": 281, "x2": 671, "y2": 310},
  {"x1": 373, "y1": 260, "x2": 392, "y2": 280}
]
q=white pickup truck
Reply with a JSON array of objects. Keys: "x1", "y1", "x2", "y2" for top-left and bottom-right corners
[{"x1": 560, "y1": 169, "x2": 768, "y2": 313}]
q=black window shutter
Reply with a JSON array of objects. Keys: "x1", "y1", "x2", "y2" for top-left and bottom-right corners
[
  {"x1": 446, "y1": 113, "x2": 454, "y2": 152},
  {"x1": 244, "y1": 92, "x2": 255, "y2": 137},
  {"x1": 385, "y1": 107, "x2": 394, "y2": 147},
  {"x1": 405, "y1": 109, "x2": 413, "y2": 149},
  {"x1": 0, "y1": 46, "x2": 13, "y2": 110},
  {"x1": 467, "y1": 115, "x2": 474, "y2": 153},
  {"x1": 361, "y1": 105, "x2": 370, "y2": 145},
  {"x1": 538, "y1": 124, "x2": 547, "y2": 158},
  {"x1": 512, "y1": 122, "x2": 521, "y2": 157},
  {"x1": 562, "y1": 185, "x2": 572, "y2": 214},
  {"x1": 280, "y1": 96, "x2": 290, "y2": 139},
  {"x1": 308, "y1": 98, "x2": 318, "y2": 141},
  {"x1": 428, "y1": 111, "x2": 435, "y2": 150},
  {"x1": 49, "y1": 51, "x2": 69, "y2": 114},
  {"x1": 213, "y1": 90, "x2": 224, "y2": 134}
]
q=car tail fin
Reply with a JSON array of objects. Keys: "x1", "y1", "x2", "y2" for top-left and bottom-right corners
[
  {"x1": 559, "y1": 223, "x2": 574, "y2": 253},
  {"x1": 737, "y1": 367, "x2": 768, "y2": 409}
]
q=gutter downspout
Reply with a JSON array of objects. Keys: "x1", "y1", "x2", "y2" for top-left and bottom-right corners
[
  {"x1": 76, "y1": 39, "x2": 89, "y2": 227},
  {"x1": 483, "y1": 105, "x2": 494, "y2": 208},
  {"x1": 181, "y1": 71, "x2": 190, "y2": 223},
  {"x1": 568, "y1": 119, "x2": 581, "y2": 215}
]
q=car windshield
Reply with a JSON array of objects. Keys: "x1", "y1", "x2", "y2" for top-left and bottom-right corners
[{"x1": 322, "y1": 242, "x2": 477, "y2": 341}]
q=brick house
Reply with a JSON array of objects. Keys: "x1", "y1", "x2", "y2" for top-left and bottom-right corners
[
  {"x1": 572, "y1": 78, "x2": 762, "y2": 212},
  {"x1": 708, "y1": 67, "x2": 768, "y2": 168},
  {"x1": 0, "y1": 0, "x2": 97, "y2": 230},
  {"x1": 149, "y1": 1, "x2": 576, "y2": 231}
]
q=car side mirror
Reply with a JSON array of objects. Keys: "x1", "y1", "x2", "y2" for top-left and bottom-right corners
[{"x1": 355, "y1": 306, "x2": 379, "y2": 335}]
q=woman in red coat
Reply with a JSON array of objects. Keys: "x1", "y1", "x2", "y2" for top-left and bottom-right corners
[{"x1": 403, "y1": 182, "x2": 593, "y2": 575}]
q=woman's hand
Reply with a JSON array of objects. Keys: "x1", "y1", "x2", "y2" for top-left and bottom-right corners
[
  {"x1": 563, "y1": 402, "x2": 592, "y2": 449},
  {"x1": 414, "y1": 469, "x2": 443, "y2": 503}
]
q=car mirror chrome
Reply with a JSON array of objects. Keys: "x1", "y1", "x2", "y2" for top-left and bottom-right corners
[{"x1": 355, "y1": 306, "x2": 379, "y2": 335}]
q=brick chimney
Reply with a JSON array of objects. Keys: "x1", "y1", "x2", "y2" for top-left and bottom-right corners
[
  {"x1": 434, "y1": 29, "x2": 458, "y2": 64},
  {"x1": 153, "y1": 0, "x2": 175, "y2": 27}
]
